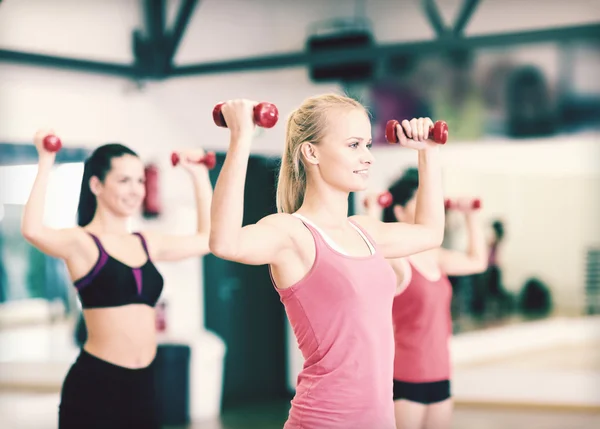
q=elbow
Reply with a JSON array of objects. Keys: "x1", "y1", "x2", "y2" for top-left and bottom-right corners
[
  {"x1": 423, "y1": 231, "x2": 443, "y2": 254},
  {"x1": 21, "y1": 230, "x2": 34, "y2": 243},
  {"x1": 21, "y1": 224, "x2": 38, "y2": 243},
  {"x1": 418, "y1": 226, "x2": 444, "y2": 253},
  {"x1": 208, "y1": 234, "x2": 236, "y2": 260},
  {"x1": 416, "y1": 222, "x2": 444, "y2": 250},
  {"x1": 467, "y1": 255, "x2": 489, "y2": 274}
]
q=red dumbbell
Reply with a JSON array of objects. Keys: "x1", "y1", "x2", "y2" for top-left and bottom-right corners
[
  {"x1": 377, "y1": 191, "x2": 393, "y2": 208},
  {"x1": 212, "y1": 102, "x2": 279, "y2": 129},
  {"x1": 171, "y1": 152, "x2": 217, "y2": 170},
  {"x1": 363, "y1": 191, "x2": 393, "y2": 209},
  {"x1": 444, "y1": 198, "x2": 481, "y2": 210},
  {"x1": 385, "y1": 120, "x2": 448, "y2": 145},
  {"x1": 43, "y1": 135, "x2": 62, "y2": 152}
]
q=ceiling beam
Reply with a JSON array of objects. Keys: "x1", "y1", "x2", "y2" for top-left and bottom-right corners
[
  {"x1": 0, "y1": 49, "x2": 137, "y2": 78},
  {"x1": 1, "y1": 23, "x2": 598, "y2": 80},
  {"x1": 453, "y1": 0, "x2": 482, "y2": 35},
  {"x1": 167, "y1": 0, "x2": 200, "y2": 62},
  {"x1": 133, "y1": 0, "x2": 169, "y2": 77},
  {"x1": 144, "y1": 0, "x2": 166, "y2": 42},
  {"x1": 170, "y1": 23, "x2": 600, "y2": 77},
  {"x1": 421, "y1": 0, "x2": 448, "y2": 37}
]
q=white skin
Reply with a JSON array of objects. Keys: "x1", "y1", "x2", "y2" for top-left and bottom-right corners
[
  {"x1": 21, "y1": 129, "x2": 213, "y2": 368},
  {"x1": 366, "y1": 192, "x2": 488, "y2": 429},
  {"x1": 209, "y1": 98, "x2": 444, "y2": 299}
]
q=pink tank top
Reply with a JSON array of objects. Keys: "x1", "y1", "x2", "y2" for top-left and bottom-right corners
[
  {"x1": 272, "y1": 217, "x2": 397, "y2": 429},
  {"x1": 392, "y1": 262, "x2": 453, "y2": 382}
]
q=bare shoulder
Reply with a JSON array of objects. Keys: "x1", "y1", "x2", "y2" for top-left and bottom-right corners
[
  {"x1": 258, "y1": 212, "x2": 310, "y2": 242},
  {"x1": 258, "y1": 212, "x2": 298, "y2": 228}
]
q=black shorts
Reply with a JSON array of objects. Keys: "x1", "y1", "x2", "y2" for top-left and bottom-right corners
[
  {"x1": 393, "y1": 379, "x2": 451, "y2": 405},
  {"x1": 59, "y1": 348, "x2": 159, "y2": 429}
]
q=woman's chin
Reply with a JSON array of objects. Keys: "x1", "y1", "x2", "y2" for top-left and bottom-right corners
[
  {"x1": 117, "y1": 206, "x2": 140, "y2": 218},
  {"x1": 349, "y1": 179, "x2": 369, "y2": 193}
]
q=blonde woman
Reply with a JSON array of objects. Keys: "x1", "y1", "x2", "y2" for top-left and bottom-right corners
[{"x1": 209, "y1": 95, "x2": 445, "y2": 429}]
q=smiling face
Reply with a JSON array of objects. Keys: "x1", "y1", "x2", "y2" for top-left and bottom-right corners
[
  {"x1": 303, "y1": 107, "x2": 374, "y2": 193},
  {"x1": 91, "y1": 154, "x2": 146, "y2": 218}
]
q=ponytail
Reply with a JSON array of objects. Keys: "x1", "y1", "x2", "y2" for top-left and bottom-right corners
[
  {"x1": 77, "y1": 160, "x2": 96, "y2": 227},
  {"x1": 276, "y1": 112, "x2": 306, "y2": 213}
]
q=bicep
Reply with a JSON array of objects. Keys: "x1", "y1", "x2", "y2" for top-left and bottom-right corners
[
  {"x1": 369, "y1": 219, "x2": 442, "y2": 259},
  {"x1": 145, "y1": 233, "x2": 210, "y2": 262},
  {"x1": 211, "y1": 220, "x2": 293, "y2": 266},
  {"x1": 22, "y1": 227, "x2": 82, "y2": 260}
]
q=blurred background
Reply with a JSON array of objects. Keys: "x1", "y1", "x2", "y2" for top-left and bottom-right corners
[{"x1": 0, "y1": 0, "x2": 599, "y2": 428}]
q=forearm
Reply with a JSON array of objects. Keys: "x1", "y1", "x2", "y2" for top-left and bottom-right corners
[
  {"x1": 209, "y1": 135, "x2": 252, "y2": 254},
  {"x1": 414, "y1": 147, "x2": 444, "y2": 240},
  {"x1": 191, "y1": 169, "x2": 213, "y2": 235},
  {"x1": 21, "y1": 161, "x2": 53, "y2": 237},
  {"x1": 465, "y1": 212, "x2": 487, "y2": 268},
  {"x1": 366, "y1": 199, "x2": 381, "y2": 220}
]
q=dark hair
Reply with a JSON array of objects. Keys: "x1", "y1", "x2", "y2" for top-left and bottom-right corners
[
  {"x1": 492, "y1": 220, "x2": 505, "y2": 241},
  {"x1": 77, "y1": 143, "x2": 138, "y2": 227},
  {"x1": 382, "y1": 167, "x2": 419, "y2": 223}
]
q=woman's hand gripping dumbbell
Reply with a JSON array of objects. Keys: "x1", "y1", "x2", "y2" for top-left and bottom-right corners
[
  {"x1": 40, "y1": 133, "x2": 62, "y2": 152},
  {"x1": 32, "y1": 130, "x2": 61, "y2": 166},
  {"x1": 444, "y1": 198, "x2": 481, "y2": 211},
  {"x1": 171, "y1": 151, "x2": 216, "y2": 170},
  {"x1": 385, "y1": 119, "x2": 449, "y2": 145},
  {"x1": 212, "y1": 101, "x2": 279, "y2": 129}
]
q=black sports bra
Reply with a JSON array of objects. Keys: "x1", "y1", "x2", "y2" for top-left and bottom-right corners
[{"x1": 74, "y1": 232, "x2": 164, "y2": 309}]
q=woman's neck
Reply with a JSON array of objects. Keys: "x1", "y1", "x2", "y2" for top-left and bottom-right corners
[
  {"x1": 298, "y1": 181, "x2": 350, "y2": 229},
  {"x1": 86, "y1": 209, "x2": 131, "y2": 234}
]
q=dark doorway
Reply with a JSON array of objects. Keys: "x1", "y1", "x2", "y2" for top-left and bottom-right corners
[{"x1": 203, "y1": 154, "x2": 290, "y2": 408}]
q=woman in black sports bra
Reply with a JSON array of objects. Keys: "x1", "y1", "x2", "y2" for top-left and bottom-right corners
[{"x1": 21, "y1": 129, "x2": 213, "y2": 429}]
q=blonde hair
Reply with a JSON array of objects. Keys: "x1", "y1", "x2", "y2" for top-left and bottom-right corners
[{"x1": 276, "y1": 93, "x2": 366, "y2": 213}]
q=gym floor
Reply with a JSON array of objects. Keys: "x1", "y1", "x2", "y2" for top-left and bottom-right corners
[
  {"x1": 1, "y1": 317, "x2": 598, "y2": 429},
  {"x1": 1, "y1": 392, "x2": 598, "y2": 429},
  {"x1": 192, "y1": 401, "x2": 600, "y2": 429}
]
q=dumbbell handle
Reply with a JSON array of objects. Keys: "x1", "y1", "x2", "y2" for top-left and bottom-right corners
[
  {"x1": 212, "y1": 102, "x2": 279, "y2": 129},
  {"x1": 386, "y1": 120, "x2": 448, "y2": 145},
  {"x1": 171, "y1": 152, "x2": 216, "y2": 170}
]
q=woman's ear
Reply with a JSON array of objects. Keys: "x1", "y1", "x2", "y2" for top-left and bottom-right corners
[
  {"x1": 89, "y1": 176, "x2": 102, "y2": 197},
  {"x1": 300, "y1": 141, "x2": 319, "y2": 165}
]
